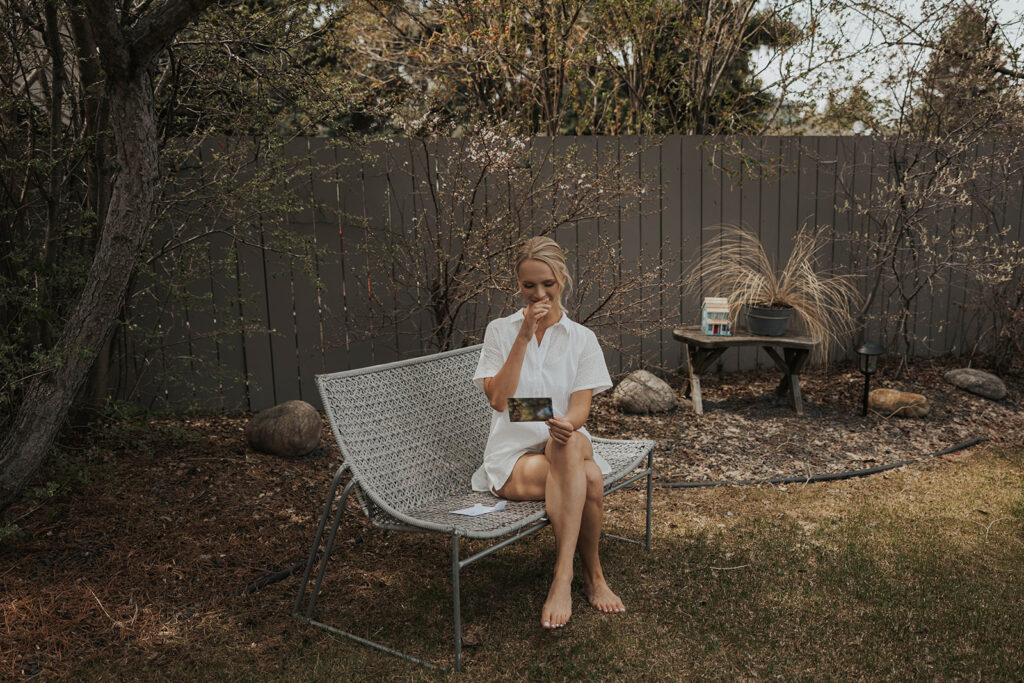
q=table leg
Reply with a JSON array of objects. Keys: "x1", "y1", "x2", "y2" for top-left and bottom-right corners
[
  {"x1": 684, "y1": 344, "x2": 704, "y2": 415},
  {"x1": 761, "y1": 347, "x2": 790, "y2": 396},
  {"x1": 784, "y1": 348, "x2": 809, "y2": 415},
  {"x1": 762, "y1": 346, "x2": 810, "y2": 414}
]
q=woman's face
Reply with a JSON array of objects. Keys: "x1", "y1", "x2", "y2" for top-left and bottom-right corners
[{"x1": 517, "y1": 258, "x2": 562, "y2": 308}]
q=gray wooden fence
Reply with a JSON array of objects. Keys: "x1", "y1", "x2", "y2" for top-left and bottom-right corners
[{"x1": 115, "y1": 136, "x2": 1024, "y2": 412}]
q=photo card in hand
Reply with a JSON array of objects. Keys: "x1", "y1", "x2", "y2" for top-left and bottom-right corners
[{"x1": 507, "y1": 397, "x2": 554, "y2": 422}]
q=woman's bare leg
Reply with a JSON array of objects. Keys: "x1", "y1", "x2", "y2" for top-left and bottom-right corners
[
  {"x1": 537, "y1": 431, "x2": 589, "y2": 628},
  {"x1": 497, "y1": 436, "x2": 624, "y2": 627},
  {"x1": 577, "y1": 461, "x2": 625, "y2": 613}
]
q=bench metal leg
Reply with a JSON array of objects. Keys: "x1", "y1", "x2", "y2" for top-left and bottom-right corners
[
  {"x1": 293, "y1": 465, "x2": 350, "y2": 618},
  {"x1": 293, "y1": 469, "x2": 453, "y2": 670},
  {"x1": 646, "y1": 449, "x2": 654, "y2": 551},
  {"x1": 452, "y1": 534, "x2": 462, "y2": 670},
  {"x1": 294, "y1": 454, "x2": 654, "y2": 671}
]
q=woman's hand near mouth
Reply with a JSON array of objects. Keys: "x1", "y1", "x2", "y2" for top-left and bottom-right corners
[{"x1": 520, "y1": 299, "x2": 552, "y2": 342}]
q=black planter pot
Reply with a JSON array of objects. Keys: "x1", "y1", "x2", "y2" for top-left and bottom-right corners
[{"x1": 746, "y1": 305, "x2": 794, "y2": 336}]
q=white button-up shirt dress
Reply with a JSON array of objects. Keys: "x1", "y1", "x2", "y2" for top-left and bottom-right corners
[{"x1": 471, "y1": 309, "x2": 614, "y2": 493}]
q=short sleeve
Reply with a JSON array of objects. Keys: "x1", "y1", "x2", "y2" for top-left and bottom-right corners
[
  {"x1": 571, "y1": 329, "x2": 612, "y2": 396},
  {"x1": 473, "y1": 320, "x2": 506, "y2": 392}
]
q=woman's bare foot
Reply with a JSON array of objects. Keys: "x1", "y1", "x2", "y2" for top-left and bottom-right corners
[
  {"x1": 541, "y1": 575, "x2": 573, "y2": 629},
  {"x1": 582, "y1": 573, "x2": 625, "y2": 614}
]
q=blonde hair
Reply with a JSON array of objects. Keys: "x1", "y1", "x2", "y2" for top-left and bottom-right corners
[{"x1": 514, "y1": 236, "x2": 573, "y2": 300}]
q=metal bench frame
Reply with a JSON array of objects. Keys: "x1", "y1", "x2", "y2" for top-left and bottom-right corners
[{"x1": 292, "y1": 345, "x2": 655, "y2": 670}]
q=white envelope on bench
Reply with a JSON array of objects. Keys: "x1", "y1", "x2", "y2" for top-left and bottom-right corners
[{"x1": 450, "y1": 500, "x2": 507, "y2": 516}]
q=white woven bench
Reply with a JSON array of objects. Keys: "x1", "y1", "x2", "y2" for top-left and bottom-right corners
[{"x1": 292, "y1": 345, "x2": 654, "y2": 670}]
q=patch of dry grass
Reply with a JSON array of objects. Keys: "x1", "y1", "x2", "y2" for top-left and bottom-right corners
[{"x1": 3, "y1": 415, "x2": 1022, "y2": 680}]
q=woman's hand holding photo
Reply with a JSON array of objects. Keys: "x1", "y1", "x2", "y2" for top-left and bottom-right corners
[{"x1": 545, "y1": 416, "x2": 575, "y2": 445}]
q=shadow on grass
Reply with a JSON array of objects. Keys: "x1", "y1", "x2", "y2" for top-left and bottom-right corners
[{"x1": 67, "y1": 449, "x2": 1024, "y2": 680}]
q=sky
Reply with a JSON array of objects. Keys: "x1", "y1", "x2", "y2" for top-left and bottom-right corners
[{"x1": 751, "y1": 0, "x2": 1024, "y2": 119}]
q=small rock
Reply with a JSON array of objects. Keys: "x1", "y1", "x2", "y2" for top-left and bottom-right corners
[
  {"x1": 245, "y1": 400, "x2": 321, "y2": 457},
  {"x1": 944, "y1": 368, "x2": 1007, "y2": 401},
  {"x1": 612, "y1": 370, "x2": 677, "y2": 414},
  {"x1": 868, "y1": 388, "x2": 930, "y2": 418}
]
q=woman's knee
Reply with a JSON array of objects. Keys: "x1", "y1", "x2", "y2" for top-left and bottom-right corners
[{"x1": 548, "y1": 432, "x2": 590, "y2": 466}]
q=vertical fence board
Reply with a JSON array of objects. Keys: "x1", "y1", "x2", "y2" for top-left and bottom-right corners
[
  {"x1": 237, "y1": 228, "x2": 275, "y2": 410},
  {"x1": 849, "y1": 137, "x2": 874, "y2": 342},
  {"x1": 739, "y1": 137, "x2": 762, "y2": 368},
  {"x1": 863, "y1": 138, "x2": 885, "y2": 345},
  {"x1": 797, "y1": 136, "x2": 818, "y2": 240},
  {"x1": 293, "y1": 141, "x2": 325, "y2": 406},
  {"x1": 618, "y1": 135, "x2": 641, "y2": 373},
  {"x1": 930, "y1": 158, "x2": 955, "y2": 357},
  {"x1": 885, "y1": 139, "x2": 906, "y2": 354},
  {"x1": 411, "y1": 139, "x2": 442, "y2": 351},
  {"x1": 594, "y1": 136, "x2": 622, "y2": 373},
  {"x1": 679, "y1": 135, "x2": 704, "y2": 361},
  {"x1": 180, "y1": 145, "x2": 226, "y2": 411},
  {"x1": 211, "y1": 238, "x2": 248, "y2": 412},
  {"x1": 815, "y1": 136, "x2": 842, "y2": 362},
  {"x1": 284, "y1": 137, "x2": 319, "y2": 401},
  {"x1": 721, "y1": 137, "x2": 754, "y2": 371},
  {"x1": 386, "y1": 140, "x2": 420, "y2": 359},
  {"x1": 573, "y1": 137, "x2": 600, "y2": 333},
  {"x1": 362, "y1": 140, "x2": 392, "y2": 363},
  {"x1": 700, "y1": 138, "x2": 724, "y2": 370},
  {"x1": 336, "y1": 144, "x2": 370, "y2": 371},
  {"x1": 127, "y1": 225, "x2": 173, "y2": 410},
  {"x1": 832, "y1": 137, "x2": 856, "y2": 359},
  {"x1": 554, "y1": 137, "x2": 578, "y2": 249},
  {"x1": 757, "y1": 138, "x2": 782, "y2": 368},
  {"x1": 312, "y1": 139, "x2": 348, "y2": 374},
  {"x1": 948, "y1": 143, "x2": 971, "y2": 355},
  {"x1": 661, "y1": 135, "x2": 683, "y2": 372},
  {"x1": 777, "y1": 137, "x2": 800, "y2": 309},
  {"x1": 640, "y1": 139, "x2": 662, "y2": 369},
  {"x1": 292, "y1": 224, "x2": 322, "y2": 407},
  {"x1": 264, "y1": 243, "x2": 300, "y2": 403}
]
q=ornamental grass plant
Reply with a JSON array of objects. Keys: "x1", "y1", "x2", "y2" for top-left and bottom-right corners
[{"x1": 684, "y1": 225, "x2": 860, "y2": 364}]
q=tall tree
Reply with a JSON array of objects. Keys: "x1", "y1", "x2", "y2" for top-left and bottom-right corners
[
  {"x1": 0, "y1": 0, "x2": 219, "y2": 512},
  {"x1": 829, "y1": 0, "x2": 1024, "y2": 372},
  {"x1": 910, "y1": 5, "x2": 1017, "y2": 135},
  {"x1": 335, "y1": 0, "x2": 809, "y2": 136}
]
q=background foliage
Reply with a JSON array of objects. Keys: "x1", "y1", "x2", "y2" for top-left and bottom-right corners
[{"x1": 2, "y1": 0, "x2": 1023, "y2": 435}]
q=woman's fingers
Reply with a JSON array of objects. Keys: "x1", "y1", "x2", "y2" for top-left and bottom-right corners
[{"x1": 546, "y1": 418, "x2": 574, "y2": 443}]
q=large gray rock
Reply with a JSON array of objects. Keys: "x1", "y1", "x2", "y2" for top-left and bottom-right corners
[
  {"x1": 868, "y1": 388, "x2": 930, "y2": 418},
  {"x1": 944, "y1": 368, "x2": 1007, "y2": 401},
  {"x1": 245, "y1": 400, "x2": 322, "y2": 457},
  {"x1": 612, "y1": 370, "x2": 677, "y2": 414}
]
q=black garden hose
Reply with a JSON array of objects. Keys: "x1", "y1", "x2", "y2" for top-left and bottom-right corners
[{"x1": 654, "y1": 436, "x2": 990, "y2": 488}]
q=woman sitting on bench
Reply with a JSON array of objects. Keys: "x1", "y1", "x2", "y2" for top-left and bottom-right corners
[{"x1": 472, "y1": 236, "x2": 625, "y2": 630}]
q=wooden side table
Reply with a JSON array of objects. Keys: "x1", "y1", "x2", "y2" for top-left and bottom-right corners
[{"x1": 672, "y1": 325, "x2": 819, "y2": 415}]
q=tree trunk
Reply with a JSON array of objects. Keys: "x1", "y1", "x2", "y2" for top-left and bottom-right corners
[{"x1": 0, "y1": 69, "x2": 160, "y2": 512}]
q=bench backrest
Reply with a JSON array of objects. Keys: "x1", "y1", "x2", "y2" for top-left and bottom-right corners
[{"x1": 316, "y1": 345, "x2": 492, "y2": 517}]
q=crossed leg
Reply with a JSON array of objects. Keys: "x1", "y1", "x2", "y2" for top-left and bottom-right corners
[{"x1": 496, "y1": 433, "x2": 625, "y2": 629}]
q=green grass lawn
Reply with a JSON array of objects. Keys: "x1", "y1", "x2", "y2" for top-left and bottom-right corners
[{"x1": 71, "y1": 445, "x2": 1024, "y2": 681}]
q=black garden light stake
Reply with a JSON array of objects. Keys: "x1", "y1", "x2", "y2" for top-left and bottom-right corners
[{"x1": 855, "y1": 341, "x2": 885, "y2": 416}]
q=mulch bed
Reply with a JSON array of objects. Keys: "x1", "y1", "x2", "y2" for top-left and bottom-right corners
[
  {"x1": 2, "y1": 355, "x2": 1022, "y2": 678},
  {"x1": 591, "y1": 356, "x2": 1024, "y2": 484}
]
